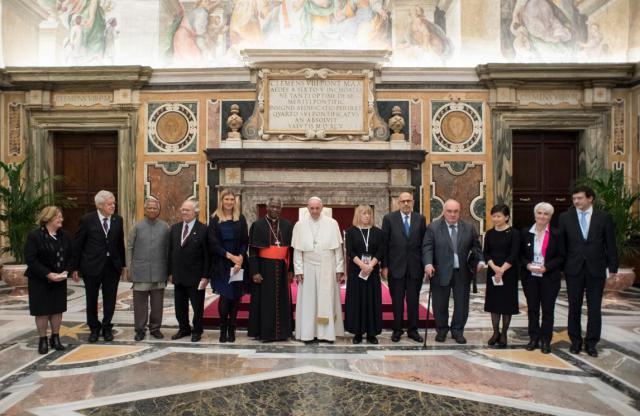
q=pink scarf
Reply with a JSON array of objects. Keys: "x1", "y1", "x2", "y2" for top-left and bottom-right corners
[{"x1": 541, "y1": 225, "x2": 550, "y2": 258}]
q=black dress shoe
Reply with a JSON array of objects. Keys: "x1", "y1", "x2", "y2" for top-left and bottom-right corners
[
  {"x1": 497, "y1": 333, "x2": 507, "y2": 349},
  {"x1": 352, "y1": 334, "x2": 363, "y2": 344},
  {"x1": 150, "y1": 330, "x2": 164, "y2": 339},
  {"x1": 525, "y1": 339, "x2": 539, "y2": 351},
  {"x1": 219, "y1": 326, "x2": 228, "y2": 343},
  {"x1": 171, "y1": 330, "x2": 191, "y2": 340},
  {"x1": 487, "y1": 331, "x2": 500, "y2": 346},
  {"x1": 435, "y1": 331, "x2": 447, "y2": 343},
  {"x1": 569, "y1": 343, "x2": 582, "y2": 354},
  {"x1": 49, "y1": 334, "x2": 65, "y2": 351},
  {"x1": 366, "y1": 335, "x2": 379, "y2": 344},
  {"x1": 102, "y1": 328, "x2": 114, "y2": 342},
  {"x1": 191, "y1": 333, "x2": 202, "y2": 342},
  {"x1": 585, "y1": 346, "x2": 598, "y2": 357},
  {"x1": 88, "y1": 331, "x2": 99, "y2": 343},
  {"x1": 38, "y1": 336, "x2": 49, "y2": 354},
  {"x1": 303, "y1": 339, "x2": 316, "y2": 345},
  {"x1": 408, "y1": 331, "x2": 424, "y2": 343},
  {"x1": 134, "y1": 331, "x2": 145, "y2": 341},
  {"x1": 227, "y1": 326, "x2": 236, "y2": 343},
  {"x1": 541, "y1": 341, "x2": 551, "y2": 354},
  {"x1": 391, "y1": 331, "x2": 403, "y2": 342},
  {"x1": 453, "y1": 334, "x2": 467, "y2": 344}
]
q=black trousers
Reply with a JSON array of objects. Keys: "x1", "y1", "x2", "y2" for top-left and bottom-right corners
[
  {"x1": 84, "y1": 262, "x2": 120, "y2": 332},
  {"x1": 566, "y1": 268, "x2": 606, "y2": 348},
  {"x1": 218, "y1": 296, "x2": 239, "y2": 327},
  {"x1": 388, "y1": 274, "x2": 422, "y2": 333},
  {"x1": 522, "y1": 275, "x2": 560, "y2": 342},
  {"x1": 174, "y1": 283, "x2": 205, "y2": 334},
  {"x1": 432, "y1": 270, "x2": 470, "y2": 336}
]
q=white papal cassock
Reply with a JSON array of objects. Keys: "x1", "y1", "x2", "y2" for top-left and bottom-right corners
[{"x1": 292, "y1": 215, "x2": 344, "y2": 341}]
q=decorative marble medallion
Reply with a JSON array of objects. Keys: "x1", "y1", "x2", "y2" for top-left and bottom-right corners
[
  {"x1": 147, "y1": 102, "x2": 198, "y2": 153},
  {"x1": 431, "y1": 101, "x2": 483, "y2": 153}
]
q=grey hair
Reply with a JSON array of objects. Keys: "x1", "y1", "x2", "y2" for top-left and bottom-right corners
[
  {"x1": 534, "y1": 202, "x2": 554, "y2": 216},
  {"x1": 266, "y1": 196, "x2": 282, "y2": 206},
  {"x1": 94, "y1": 190, "x2": 115, "y2": 206},
  {"x1": 307, "y1": 196, "x2": 323, "y2": 205},
  {"x1": 144, "y1": 196, "x2": 160, "y2": 209},
  {"x1": 184, "y1": 198, "x2": 200, "y2": 214}
]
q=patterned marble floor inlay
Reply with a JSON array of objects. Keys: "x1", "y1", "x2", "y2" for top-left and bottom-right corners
[
  {"x1": 477, "y1": 349, "x2": 576, "y2": 370},
  {"x1": 77, "y1": 372, "x2": 546, "y2": 416},
  {"x1": 51, "y1": 345, "x2": 150, "y2": 365},
  {"x1": 0, "y1": 282, "x2": 638, "y2": 416}
]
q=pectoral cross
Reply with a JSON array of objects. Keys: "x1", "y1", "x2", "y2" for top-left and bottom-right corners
[{"x1": 275, "y1": 239, "x2": 281, "y2": 247}]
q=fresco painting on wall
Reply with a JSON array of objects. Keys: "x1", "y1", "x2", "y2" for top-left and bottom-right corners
[
  {"x1": 501, "y1": 0, "x2": 610, "y2": 62},
  {"x1": 395, "y1": 4, "x2": 452, "y2": 66},
  {"x1": 56, "y1": 0, "x2": 118, "y2": 65},
  {"x1": 5, "y1": 0, "x2": 637, "y2": 67}
]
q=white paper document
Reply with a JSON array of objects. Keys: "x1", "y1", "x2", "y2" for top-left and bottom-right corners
[
  {"x1": 229, "y1": 268, "x2": 244, "y2": 283},
  {"x1": 492, "y1": 275, "x2": 504, "y2": 286}
]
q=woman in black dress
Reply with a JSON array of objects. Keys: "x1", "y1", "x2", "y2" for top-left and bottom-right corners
[
  {"x1": 24, "y1": 206, "x2": 73, "y2": 354},
  {"x1": 345, "y1": 205, "x2": 383, "y2": 344},
  {"x1": 483, "y1": 204, "x2": 520, "y2": 348},
  {"x1": 520, "y1": 202, "x2": 565, "y2": 354},
  {"x1": 207, "y1": 189, "x2": 248, "y2": 343}
]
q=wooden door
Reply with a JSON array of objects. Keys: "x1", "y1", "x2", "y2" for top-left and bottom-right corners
[
  {"x1": 54, "y1": 132, "x2": 118, "y2": 237},
  {"x1": 512, "y1": 131, "x2": 578, "y2": 229}
]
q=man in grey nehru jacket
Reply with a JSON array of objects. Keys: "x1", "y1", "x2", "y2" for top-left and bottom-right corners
[{"x1": 127, "y1": 196, "x2": 170, "y2": 341}]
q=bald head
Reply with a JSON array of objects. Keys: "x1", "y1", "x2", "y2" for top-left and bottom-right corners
[
  {"x1": 307, "y1": 196, "x2": 323, "y2": 220},
  {"x1": 397, "y1": 192, "x2": 414, "y2": 214},
  {"x1": 443, "y1": 199, "x2": 460, "y2": 225}
]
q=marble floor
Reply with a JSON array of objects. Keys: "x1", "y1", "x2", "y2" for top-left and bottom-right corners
[{"x1": 0, "y1": 279, "x2": 639, "y2": 415}]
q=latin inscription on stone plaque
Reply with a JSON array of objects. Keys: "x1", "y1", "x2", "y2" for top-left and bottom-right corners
[{"x1": 267, "y1": 78, "x2": 365, "y2": 134}]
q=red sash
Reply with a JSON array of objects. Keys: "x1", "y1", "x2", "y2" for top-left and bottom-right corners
[{"x1": 259, "y1": 246, "x2": 290, "y2": 270}]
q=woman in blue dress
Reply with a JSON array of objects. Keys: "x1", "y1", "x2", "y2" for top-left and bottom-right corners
[{"x1": 207, "y1": 189, "x2": 248, "y2": 343}]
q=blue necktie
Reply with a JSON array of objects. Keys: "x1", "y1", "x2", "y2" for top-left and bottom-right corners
[
  {"x1": 579, "y1": 211, "x2": 588, "y2": 239},
  {"x1": 403, "y1": 214, "x2": 410, "y2": 237}
]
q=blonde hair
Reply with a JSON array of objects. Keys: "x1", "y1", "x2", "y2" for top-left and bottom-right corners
[
  {"x1": 213, "y1": 189, "x2": 240, "y2": 221},
  {"x1": 37, "y1": 206, "x2": 62, "y2": 226},
  {"x1": 352, "y1": 204, "x2": 374, "y2": 227}
]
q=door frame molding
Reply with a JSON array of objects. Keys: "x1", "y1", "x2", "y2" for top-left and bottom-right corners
[
  {"x1": 25, "y1": 108, "x2": 138, "y2": 237},
  {"x1": 491, "y1": 108, "x2": 609, "y2": 209}
]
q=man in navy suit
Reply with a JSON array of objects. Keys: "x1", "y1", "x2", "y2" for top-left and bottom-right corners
[
  {"x1": 72, "y1": 190, "x2": 126, "y2": 343},
  {"x1": 382, "y1": 192, "x2": 427, "y2": 343},
  {"x1": 168, "y1": 198, "x2": 210, "y2": 342},
  {"x1": 559, "y1": 185, "x2": 618, "y2": 357}
]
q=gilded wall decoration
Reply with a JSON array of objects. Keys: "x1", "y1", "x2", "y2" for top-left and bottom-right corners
[
  {"x1": 144, "y1": 162, "x2": 198, "y2": 224},
  {"x1": 147, "y1": 102, "x2": 198, "y2": 153},
  {"x1": 431, "y1": 101, "x2": 483, "y2": 153},
  {"x1": 430, "y1": 161, "x2": 486, "y2": 232},
  {"x1": 612, "y1": 98, "x2": 624, "y2": 155},
  {"x1": 7, "y1": 103, "x2": 22, "y2": 156}
]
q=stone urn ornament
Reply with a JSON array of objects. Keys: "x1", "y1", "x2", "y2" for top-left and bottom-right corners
[
  {"x1": 1, "y1": 264, "x2": 28, "y2": 296},
  {"x1": 388, "y1": 106, "x2": 405, "y2": 141},
  {"x1": 226, "y1": 104, "x2": 243, "y2": 140}
]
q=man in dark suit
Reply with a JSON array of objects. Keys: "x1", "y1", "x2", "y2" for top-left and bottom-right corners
[
  {"x1": 168, "y1": 198, "x2": 210, "y2": 342},
  {"x1": 72, "y1": 190, "x2": 126, "y2": 343},
  {"x1": 423, "y1": 199, "x2": 484, "y2": 344},
  {"x1": 559, "y1": 185, "x2": 618, "y2": 357},
  {"x1": 382, "y1": 192, "x2": 427, "y2": 343}
]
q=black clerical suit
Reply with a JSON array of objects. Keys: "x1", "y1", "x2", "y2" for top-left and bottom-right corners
[
  {"x1": 558, "y1": 207, "x2": 618, "y2": 349},
  {"x1": 73, "y1": 211, "x2": 126, "y2": 332},
  {"x1": 169, "y1": 220, "x2": 210, "y2": 334},
  {"x1": 381, "y1": 210, "x2": 426, "y2": 335}
]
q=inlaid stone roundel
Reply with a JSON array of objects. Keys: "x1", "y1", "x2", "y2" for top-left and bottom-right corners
[{"x1": 156, "y1": 111, "x2": 189, "y2": 144}]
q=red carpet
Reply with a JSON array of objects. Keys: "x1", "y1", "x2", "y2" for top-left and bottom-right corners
[{"x1": 203, "y1": 281, "x2": 435, "y2": 330}]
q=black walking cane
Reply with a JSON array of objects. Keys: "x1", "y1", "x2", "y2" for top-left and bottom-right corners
[{"x1": 423, "y1": 281, "x2": 432, "y2": 349}]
